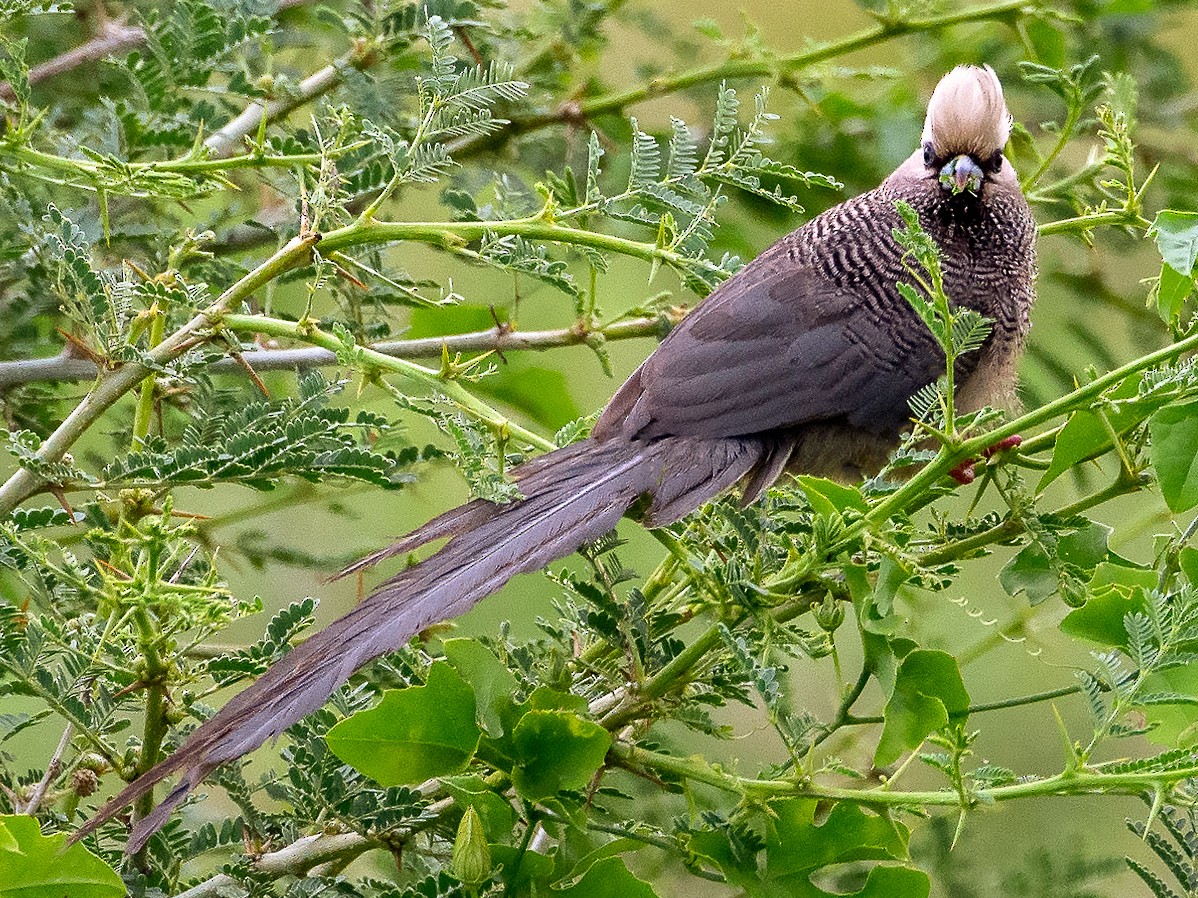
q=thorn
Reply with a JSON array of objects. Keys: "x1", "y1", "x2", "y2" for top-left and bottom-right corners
[
  {"x1": 56, "y1": 329, "x2": 108, "y2": 366},
  {"x1": 453, "y1": 25, "x2": 484, "y2": 65},
  {"x1": 48, "y1": 485, "x2": 76, "y2": 520},
  {"x1": 229, "y1": 350, "x2": 270, "y2": 397},
  {"x1": 94, "y1": 557, "x2": 132, "y2": 581},
  {"x1": 951, "y1": 807, "x2": 968, "y2": 849},
  {"x1": 1051, "y1": 704, "x2": 1081, "y2": 771},
  {"x1": 1143, "y1": 783, "x2": 1166, "y2": 839},
  {"x1": 330, "y1": 259, "x2": 368, "y2": 290},
  {"x1": 488, "y1": 305, "x2": 510, "y2": 364}
]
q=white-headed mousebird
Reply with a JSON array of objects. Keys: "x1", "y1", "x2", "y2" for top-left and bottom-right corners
[{"x1": 79, "y1": 65, "x2": 1037, "y2": 851}]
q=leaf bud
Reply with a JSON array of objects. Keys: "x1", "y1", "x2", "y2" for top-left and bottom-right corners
[
  {"x1": 452, "y1": 806, "x2": 492, "y2": 885},
  {"x1": 813, "y1": 592, "x2": 845, "y2": 632}
]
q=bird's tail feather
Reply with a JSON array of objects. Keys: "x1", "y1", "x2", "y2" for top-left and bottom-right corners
[{"x1": 76, "y1": 435, "x2": 762, "y2": 852}]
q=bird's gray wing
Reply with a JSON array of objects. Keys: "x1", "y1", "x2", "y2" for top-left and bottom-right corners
[{"x1": 595, "y1": 250, "x2": 946, "y2": 441}]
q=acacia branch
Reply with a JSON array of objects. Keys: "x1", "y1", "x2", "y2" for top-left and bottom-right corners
[
  {"x1": 0, "y1": 207, "x2": 699, "y2": 511},
  {"x1": 455, "y1": 0, "x2": 1039, "y2": 154},
  {"x1": 0, "y1": 316, "x2": 668, "y2": 388},
  {"x1": 203, "y1": 40, "x2": 378, "y2": 159},
  {"x1": 174, "y1": 833, "x2": 373, "y2": 898},
  {"x1": 615, "y1": 741, "x2": 1198, "y2": 808},
  {"x1": 0, "y1": 20, "x2": 146, "y2": 103},
  {"x1": 0, "y1": 1, "x2": 314, "y2": 103}
]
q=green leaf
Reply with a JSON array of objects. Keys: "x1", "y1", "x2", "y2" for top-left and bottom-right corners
[
  {"x1": 443, "y1": 638, "x2": 519, "y2": 737},
  {"x1": 796, "y1": 475, "x2": 868, "y2": 515},
  {"x1": 326, "y1": 662, "x2": 481, "y2": 785},
  {"x1": 511, "y1": 710, "x2": 610, "y2": 800},
  {"x1": 1149, "y1": 211, "x2": 1198, "y2": 276},
  {"x1": 1157, "y1": 263, "x2": 1194, "y2": 325},
  {"x1": 441, "y1": 775, "x2": 516, "y2": 840},
  {"x1": 1150, "y1": 399, "x2": 1198, "y2": 512},
  {"x1": 1025, "y1": 17, "x2": 1066, "y2": 67},
  {"x1": 875, "y1": 651, "x2": 969, "y2": 766},
  {"x1": 491, "y1": 845, "x2": 554, "y2": 891},
  {"x1": 0, "y1": 815, "x2": 123, "y2": 898},
  {"x1": 1039, "y1": 375, "x2": 1144, "y2": 490},
  {"x1": 555, "y1": 857, "x2": 659, "y2": 898},
  {"x1": 1060, "y1": 563, "x2": 1156, "y2": 648},
  {"x1": 1058, "y1": 521, "x2": 1112, "y2": 569},
  {"x1": 999, "y1": 542, "x2": 1057, "y2": 604},
  {"x1": 763, "y1": 799, "x2": 927, "y2": 896},
  {"x1": 1139, "y1": 664, "x2": 1198, "y2": 747}
]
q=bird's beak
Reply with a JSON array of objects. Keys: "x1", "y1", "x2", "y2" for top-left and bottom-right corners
[{"x1": 939, "y1": 154, "x2": 984, "y2": 195}]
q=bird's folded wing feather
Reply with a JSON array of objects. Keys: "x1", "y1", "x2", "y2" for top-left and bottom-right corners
[{"x1": 598, "y1": 251, "x2": 945, "y2": 441}]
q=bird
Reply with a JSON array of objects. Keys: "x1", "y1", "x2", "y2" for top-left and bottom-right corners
[{"x1": 78, "y1": 64, "x2": 1037, "y2": 852}]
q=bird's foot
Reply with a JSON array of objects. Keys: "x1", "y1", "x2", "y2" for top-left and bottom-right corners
[{"x1": 948, "y1": 435, "x2": 1023, "y2": 486}]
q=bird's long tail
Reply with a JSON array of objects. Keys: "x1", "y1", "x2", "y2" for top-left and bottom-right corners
[{"x1": 76, "y1": 434, "x2": 764, "y2": 852}]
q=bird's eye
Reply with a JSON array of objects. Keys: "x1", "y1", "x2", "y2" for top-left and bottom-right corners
[
  {"x1": 987, "y1": 150, "x2": 1004, "y2": 172},
  {"x1": 922, "y1": 143, "x2": 936, "y2": 166}
]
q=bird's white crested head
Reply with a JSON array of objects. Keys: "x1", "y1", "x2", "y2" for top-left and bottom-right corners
[{"x1": 921, "y1": 65, "x2": 1012, "y2": 159}]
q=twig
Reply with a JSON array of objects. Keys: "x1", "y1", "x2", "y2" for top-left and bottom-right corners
[
  {"x1": 203, "y1": 40, "x2": 378, "y2": 159},
  {"x1": 174, "y1": 832, "x2": 372, "y2": 898},
  {"x1": 0, "y1": 1, "x2": 314, "y2": 104},
  {"x1": 17, "y1": 724, "x2": 73, "y2": 814},
  {"x1": 0, "y1": 317, "x2": 669, "y2": 388},
  {"x1": 0, "y1": 20, "x2": 145, "y2": 102},
  {"x1": 450, "y1": 0, "x2": 1038, "y2": 156}
]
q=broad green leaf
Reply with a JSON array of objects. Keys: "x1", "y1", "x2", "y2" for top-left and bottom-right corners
[
  {"x1": 796, "y1": 476, "x2": 867, "y2": 515},
  {"x1": 1139, "y1": 665, "x2": 1198, "y2": 747},
  {"x1": 1039, "y1": 375, "x2": 1144, "y2": 490},
  {"x1": 766, "y1": 799, "x2": 909, "y2": 879},
  {"x1": 1060, "y1": 562, "x2": 1156, "y2": 647},
  {"x1": 555, "y1": 857, "x2": 659, "y2": 898},
  {"x1": 764, "y1": 799, "x2": 926, "y2": 896},
  {"x1": 1057, "y1": 521, "x2": 1112, "y2": 572},
  {"x1": 1179, "y1": 546, "x2": 1198, "y2": 584},
  {"x1": 1149, "y1": 210, "x2": 1198, "y2": 275},
  {"x1": 1090, "y1": 561, "x2": 1158, "y2": 590},
  {"x1": 875, "y1": 651, "x2": 969, "y2": 766},
  {"x1": 567, "y1": 837, "x2": 650, "y2": 882},
  {"x1": 491, "y1": 844, "x2": 555, "y2": 892},
  {"x1": 326, "y1": 662, "x2": 481, "y2": 785},
  {"x1": 1150, "y1": 399, "x2": 1198, "y2": 512},
  {"x1": 794, "y1": 866, "x2": 930, "y2": 898},
  {"x1": 1024, "y1": 18, "x2": 1066, "y2": 66},
  {"x1": 511, "y1": 710, "x2": 610, "y2": 800},
  {"x1": 444, "y1": 638, "x2": 519, "y2": 737},
  {"x1": 1157, "y1": 263, "x2": 1194, "y2": 325},
  {"x1": 441, "y1": 775, "x2": 516, "y2": 841},
  {"x1": 0, "y1": 815, "x2": 123, "y2": 898},
  {"x1": 999, "y1": 542, "x2": 1057, "y2": 604}
]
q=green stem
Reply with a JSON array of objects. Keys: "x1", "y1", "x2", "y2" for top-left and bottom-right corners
[
  {"x1": 851, "y1": 327, "x2": 1198, "y2": 540},
  {"x1": 219, "y1": 313, "x2": 554, "y2": 451},
  {"x1": 844, "y1": 683, "x2": 1083, "y2": 726},
  {"x1": 129, "y1": 606, "x2": 170, "y2": 856},
  {"x1": 496, "y1": 0, "x2": 1033, "y2": 136},
  {"x1": 916, "y1": 472, "x2": 1144, "y2": 568},
  {"x1": 1022, "y1": 97, "x2": 1084, "y2": 192},
  {"x1": 1037, "y1": 209, "x2": 1153, "y2": 237},
  {"x1": 131, "y1": 310, "x2": 167, "y2": 449},
  {"x1": 614, "y1": 741, "x2": 1198, "y2": 808},
  {"x1": 316, "y1": 215, "x2": 719, "y2": 280}
]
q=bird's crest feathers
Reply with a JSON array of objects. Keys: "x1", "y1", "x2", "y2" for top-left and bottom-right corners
[{"x1": 921, "y1": 65, "x2": 1012, "y2": 158}]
